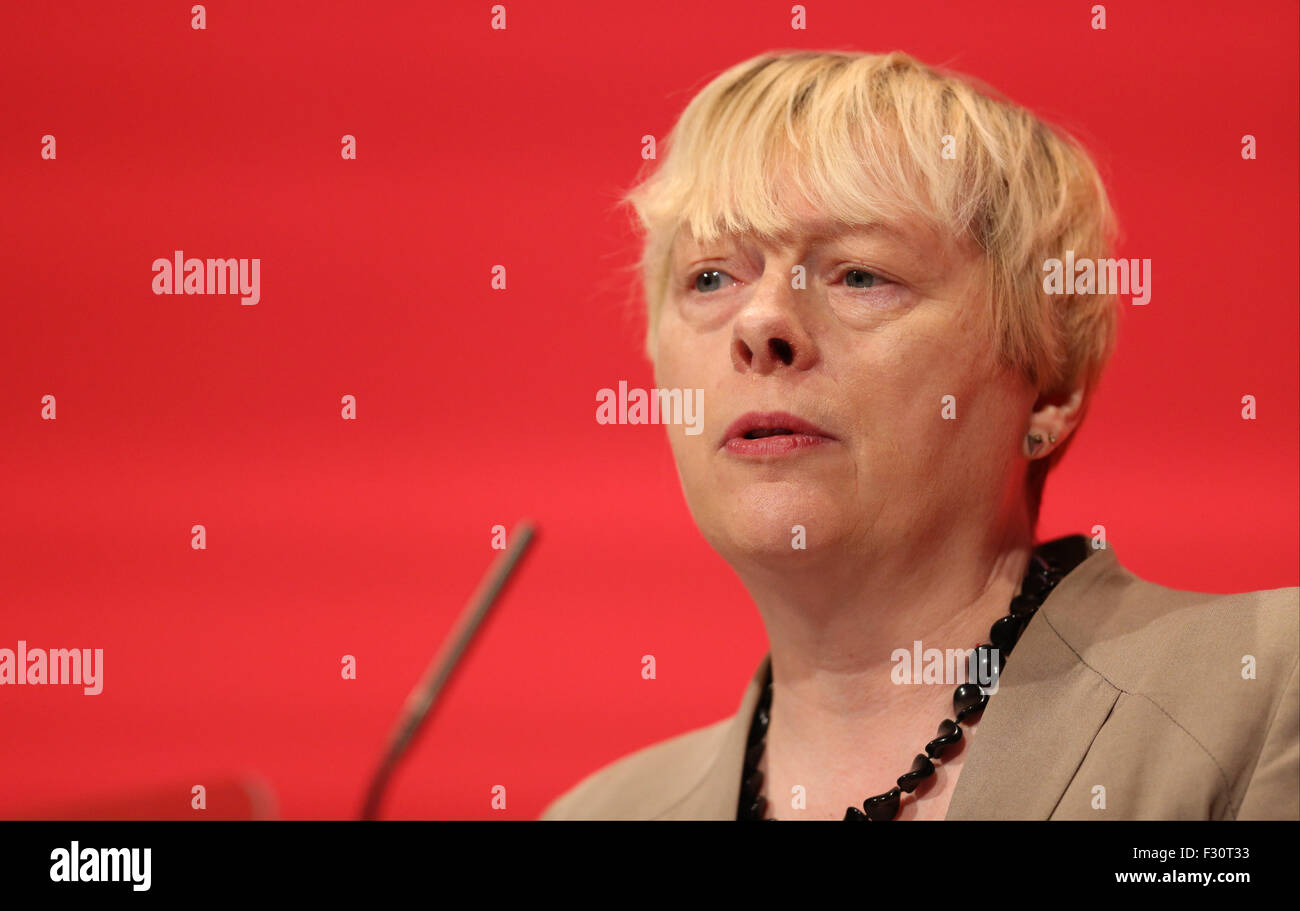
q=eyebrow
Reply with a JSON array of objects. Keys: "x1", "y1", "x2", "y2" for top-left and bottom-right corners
[
  {"x1": 785, "y1": 219, "x2": 906, "y2": 244},
  {"x1": 674, "y1": 219, "x2": 911, "y2": 258}
]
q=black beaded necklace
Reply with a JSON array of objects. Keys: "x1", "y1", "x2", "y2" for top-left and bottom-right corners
[{"x1": 737, "y1": 535, "x2": 1091, "y2": 821}]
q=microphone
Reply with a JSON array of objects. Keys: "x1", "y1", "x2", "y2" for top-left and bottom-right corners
[{"x1": 359, "y1": 519, "x2": 538, "y2": 820}]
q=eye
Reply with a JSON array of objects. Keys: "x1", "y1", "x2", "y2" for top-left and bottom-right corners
[
  {"x1": 843, "y1": 268, "x2": 882, "y2": 289},
  {"x1": 691, "y1": 269, "x2": 735, "y2": 294}
]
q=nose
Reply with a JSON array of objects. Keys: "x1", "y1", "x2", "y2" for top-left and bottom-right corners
[{"x1": 730, "y1": 273, "x2": 818, "y2": 374}]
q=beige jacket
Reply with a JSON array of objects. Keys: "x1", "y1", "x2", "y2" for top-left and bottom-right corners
[{"x1": 540, "y1": 544, "x2": 1299, "y2": 820}]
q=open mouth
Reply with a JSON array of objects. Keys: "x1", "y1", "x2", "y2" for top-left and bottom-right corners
[
  {"x1": 743, "y1": 428, "x2": 797, "y2": 439},
  {"x1": 721, "y1": 411, "x2": 837, "y2": 456}
]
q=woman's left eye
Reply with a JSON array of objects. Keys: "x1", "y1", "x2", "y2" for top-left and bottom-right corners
[{"x1": 842, "y1": 268, "x2": 882, "y2": 289}]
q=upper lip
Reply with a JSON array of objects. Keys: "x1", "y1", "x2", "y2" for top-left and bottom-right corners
[{"x1": 721, "y1": 411, "x2": 838, "y2": 447}]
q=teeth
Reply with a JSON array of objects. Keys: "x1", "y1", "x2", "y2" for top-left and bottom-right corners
[{"x1": 745, "y1": 428, "x2": 793, "y2": 439}]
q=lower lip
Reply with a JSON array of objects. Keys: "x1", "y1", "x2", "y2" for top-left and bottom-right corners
[{"x1": 723, "y1": 434, "x2": 833, "y2": 457}]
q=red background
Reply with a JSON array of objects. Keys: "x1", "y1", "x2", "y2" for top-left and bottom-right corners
[{"x1": 1, "y1": 1, "x2": 1296, "y2": 820}]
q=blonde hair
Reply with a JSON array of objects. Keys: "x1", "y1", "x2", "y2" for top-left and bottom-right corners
[{"x1": 620, "y1": 50, "x2": 1120, "y2": 521}]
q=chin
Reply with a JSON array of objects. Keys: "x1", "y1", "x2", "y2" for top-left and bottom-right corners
[{"x1": 694, "y1": 482, "x2": 852, "y2": 567}]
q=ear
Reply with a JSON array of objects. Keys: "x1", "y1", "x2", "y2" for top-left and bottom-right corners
[{"x1": 1023, "y1": 380, "x2": 1087, "y2": 460}]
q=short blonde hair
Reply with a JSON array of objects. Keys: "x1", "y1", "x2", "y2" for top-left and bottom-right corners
[{"x1": 621, "y1": 50, "x2": 1121, "y2": 520}]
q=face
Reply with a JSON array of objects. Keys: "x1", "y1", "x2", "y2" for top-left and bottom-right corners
[{"x1": 652, "y1": 190, "x2": 1039, "y2": 574}]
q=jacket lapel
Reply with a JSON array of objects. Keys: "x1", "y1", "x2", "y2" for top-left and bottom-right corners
[
  {"x1": 659, "y1": 544, "x2": 1127, "y2": 820},
  {"x1": 655, "y1": 653, "x2": 772, "y2": 820},
  {"x1": 945, "y1": 546, "x2": 1123, "y2": 818}
]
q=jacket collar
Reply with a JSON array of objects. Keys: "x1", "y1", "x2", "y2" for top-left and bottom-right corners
[{"x1": 656, "y1": 540, "x2": 1126, "y2": 820}]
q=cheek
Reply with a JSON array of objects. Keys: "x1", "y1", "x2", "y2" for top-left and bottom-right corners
[
  {"x1": 655, "y1": 323, "x2": 721, "y2": 432},
  {"x1": 839, "y1": 332, "x2": 997, "y2": 464},
  {"x1": 653, "y1": 325, "x2": 712, "y2": 469},
  {"x1": 837, "y1": 338, "x2": 951, "y2": 428},
  {"x1": 653, "y1": 312, "x2": 709, "y2": 385}
]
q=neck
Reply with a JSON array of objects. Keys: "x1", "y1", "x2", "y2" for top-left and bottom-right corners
[{"x1": 737, "y1": 506, "x2": 1036, "y2": 737}]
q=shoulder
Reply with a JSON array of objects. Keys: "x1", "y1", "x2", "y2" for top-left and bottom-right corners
[
  {"x1": 1042, "y1": 549, "x2": 1298, "y2": 692},
  {"x1": 1040, "y1": 546, "x2": 1298, "y2": 817},
  {"x1": 538, "y1": 717, "x2": 732, "y2": 820}
]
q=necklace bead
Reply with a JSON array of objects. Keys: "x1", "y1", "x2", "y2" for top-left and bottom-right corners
[{"x1": 737, "y1": 536, "x2": 1091, "y2": 821}]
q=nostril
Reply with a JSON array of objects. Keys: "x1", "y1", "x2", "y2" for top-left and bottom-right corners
[
  {"x1": 768, "y1": 338, "x2": 794, "y2": 364},
  {"x1": 733, "y1": 338, "x2": 754, "y2": 366}
]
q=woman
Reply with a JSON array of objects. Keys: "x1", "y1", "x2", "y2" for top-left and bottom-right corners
[{"x1": 541, "y1": 51, "x2": 1299, "y2": 820}]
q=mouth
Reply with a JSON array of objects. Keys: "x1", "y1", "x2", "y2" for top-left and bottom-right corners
[{"x1": 720, "y1": 411, "x2": 838, "y2": 457}]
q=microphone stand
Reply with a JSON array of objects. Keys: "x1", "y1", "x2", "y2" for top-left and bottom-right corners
[{"x1": 359, "y1": 519, "x2": 538, "y2": 820}]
